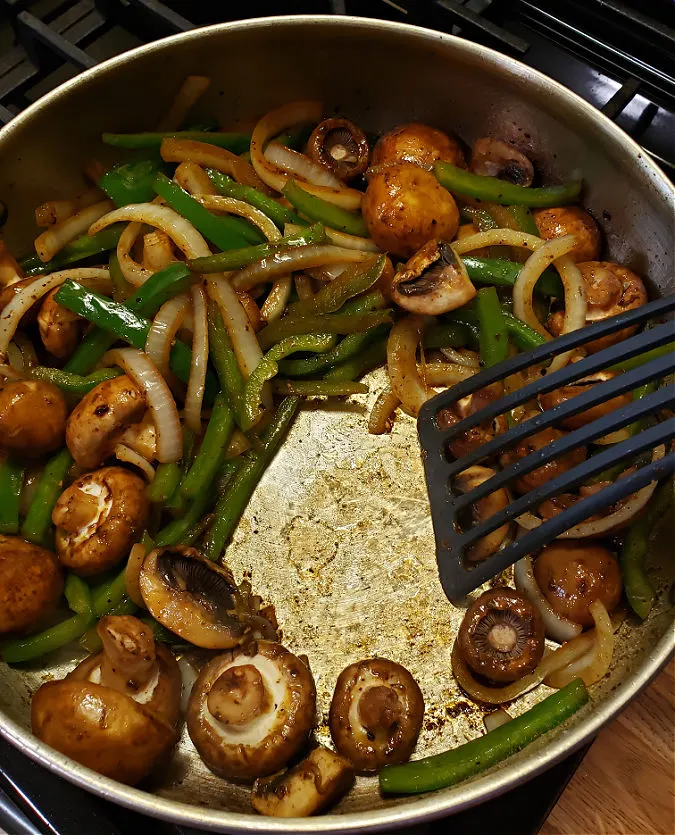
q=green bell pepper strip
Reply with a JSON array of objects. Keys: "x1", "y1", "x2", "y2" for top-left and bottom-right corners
[
  {"x1": 258, "y1": 310, "x2": 393, "y2": 352},
  {"x1": 625, "y1": 381, "x2": 658, "y2": 437},
  {"x1": 288, "y1": 255, "x2": 386, "y2": 317},
  {"x1": 423, "y1": 321, "x2": 471, "y2": 350},
  {"x1": 459, "y1": 205, "x2": 499, "y2": 231},
  {"x1": 282, "y1": 180, "x2": 368, "y2": 237},
  {"x1": 462, "y1": 256, "x2": 563, "y2": 297},
  {"x1": 54, "y1": 281, "x2": 219, "y2": 405},
  {"x1": 620, "y1": 477, "x2": 673, "y2": 620},
  {"x1": 20, "y1": 225, "x2": 125, "y2": 276},
  {"x1": 0, "y1": 458, "x2": 25, "y2": 535},
  {"x1": 207, "y1": 301, "x2": 246, "y2": 428},
  {"x1": 203, "y1": 396, "x2": 300, "y2": 560},
  {"x1": 188, "y1": 223, "x2": 326, "y2": 274},
  {"x1": 181, "y1": 394, "x2": 235, "y2": 499},
  {"x1": 64, "y1": 574, "x2": 93, "y2": 615},
  {"x1": 435, "y1": 161, "x2": 582, "y2": 207},
  {"x1": 103, "y1": 131, "x2": 251, "y2": 153},
  {"x1": 503, "y1": 312, "x2": 547, "y2": 351},
  {"x1": 508, "y1": 205, "x2": 540, "y2": 236},
  {"x1": 155, "y1": 489, "x2": 214, "y2": 547},
  {"x1": 153, "y1": 172, "x2": 262, "y2": 249},
  {"x1": 324, "y1": 338, "x2": 388, "y2": 382},
  {"x1": 146, "y1": 462, "x2": 182, "y2": 503},
  {"x1": 164, "y1": 427, "x2": 197, "y2": 514},
  {"x1": 609, "y1": 341, "x2": 675, "y2": 373},
  {"x1": 379, "y1": 679, "x2": 589, "y2": 794},
  {"x1": 476, "y1": 286, "x2": 509, "y2": 368},
  {"x1": 28, "y1": 366, "x2": 121, "y2": 395},
  {"x1": 272, "y1": 380, "x2": 368, "y2": 396},
  {"x1": 20, "y1": 449, "x2": 72, "y2": 546},
  {"x1": 100, "y1": 156, "x2": 165, "y2": 207},
  {"x1": 242, "y1": 334, "x2": 336, "y2": 430},
  {"x1": 280, "y1": 323, "x2": 390, "y2": 378},
  {"x1": 91, "y1": 567, "x2": 128, "y2": 617},
  {"x1": 207, "y1": 170, "x2": 307, "y2": 229}
]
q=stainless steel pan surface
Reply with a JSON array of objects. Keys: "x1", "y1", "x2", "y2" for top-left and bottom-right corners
[{"x1": 0, "y1": 15, "x2": 673, "y2": 833}]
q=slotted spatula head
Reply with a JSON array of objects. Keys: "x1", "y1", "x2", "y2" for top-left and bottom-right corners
[{"x1": 418, "y1": 295, "x2": 675, "y2": 601}]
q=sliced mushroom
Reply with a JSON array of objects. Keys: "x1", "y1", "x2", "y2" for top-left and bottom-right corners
[
  {"x1": 437, "y1": 382, "x2": 509, "y2": 459},
  {"x1": 31, "y1": 614, "x2": 181, "y2": 785},
  {"x1": 391, "y1": 239, "x2": 477, "y2": 315},
  {"x1": 470, "y1": 138, "x2": 534, "y2": 187},
  {"x1": 329, "y1": 658, "x2": 424, "y2": 773},
  {"x1": 371, "y1": 123, "x2": 465, "y2": 171},
  {"x1": 306, "y1": 118, "x2": 370, "y2": 182},
  {"x1": 65, "y1": 374, "x2": 146, "y2": 469},
  {"x1": 187, "y1": 640, "x2": 316, "y2": 780},
  {"x1": 499, "y1": 427, "x2": 587, "y2": 495},
  {"x1": 37, "y1": 288, "x2": 82, "y2": 359},
  {"x1": 457, "y1": 588, "x2": 545, "y2": 683},
  {"x1": 533, "y1": 542, "x2": 622, "y2": 627},
  {"x1": 251, "y1": 745, "x2": 354, "y2": 818},
  {"x1": 0, "y1": 380, "x2": 67, "y2": 458},
  {"x1": 0, "y1": 535, "x2": 63, "y2": 634},
  {"x1": 115, "y1": 410, "x2": 157, "y2": 460},
  {"x1": 139, "y1": 546, "x2": 278, "y2": 649},
  {"x1": 538, "y1": 370, "x2": 633, "y2": 429},
  {"x1": 455, "y1": 465, "x2": 510, "y2": 562},
  {"x1": 52, "y1": 466, "x2": 149, "y2": 576},
  {"x1": 532, "y1": 206, "x2": 601, "y2": 263}
]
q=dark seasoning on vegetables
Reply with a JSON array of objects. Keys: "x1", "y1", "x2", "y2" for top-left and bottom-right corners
[{"x1": 0, "y1": 75, "x2": 672, "y2": 819}]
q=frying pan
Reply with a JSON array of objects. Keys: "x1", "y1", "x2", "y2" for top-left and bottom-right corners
[{"x1": 0, "y1": 15, "x2": 673, "y2": 834}]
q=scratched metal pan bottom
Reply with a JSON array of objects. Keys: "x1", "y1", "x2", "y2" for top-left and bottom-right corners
[{"x1": 0, "y1": 15, "x2": 673, "y2": 834}]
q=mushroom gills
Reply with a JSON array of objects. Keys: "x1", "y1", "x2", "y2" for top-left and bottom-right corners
[
  {"x1": 157, "y1": 551, "x2": 240, "y2": 626},
  {"x1": 397, "y1": 241, "x2": 460, "y2": 296},
  {"x1": 323, "y1": 127, "x2": 361, "y2": 165}
]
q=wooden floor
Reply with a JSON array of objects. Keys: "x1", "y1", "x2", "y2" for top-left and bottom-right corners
[{"x1": 542, "y1": 660, "x2": 674, "y2": 835}]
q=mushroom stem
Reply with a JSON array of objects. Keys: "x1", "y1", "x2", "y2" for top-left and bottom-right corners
[
  {"x1": 97, "y1": 615, "x2": 158, "y2": 696},
  {"x1": 358, "y1": 685, "x2": 403, "y2": 735},
  {"x1": 207, "y1": 664, "x2": 268, "y2": 725}
]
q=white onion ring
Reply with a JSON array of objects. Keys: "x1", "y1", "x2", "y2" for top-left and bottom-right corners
[
  {"x1": 387, "y1": 316, "x2": 434, "y2": 417},
  {"x1": 483, "y1": 710, "x2": 512, "y2": 732},
  {"x1": 368, "y1": 387, "x2": 400, "y2": 435},
  {"x1": 593, "y1": 427, "x2": 633, "y2": 445},
  {"x1": 545, "y1": 601, "x2": 614, "y2": 688},
  {"x1": 145, "y1": 294, "x2": 190, "y2": 378},
  {"x1": 161, "y1": 138, "x2": 269, "y2": 192},
  {"x1": 421, "y1": 361, "x2": 476, "y2": 388},
  {"x1": 124, "y1": 543, "x2": 147, "y2": 608},
  {"x1": 452, "y1": 229, "x2": 542, "y2": 256},
  {"x1": 184, "y1": 284, "x2": 209, "y2": 434},
  {"x1": 103, "y1": 348, "x2": 182, "y2": 463},
  {"x1": 294, "y1": 274, "x2": 315, "y2": 300},
  {"x1": 264, "y1": 142, "x2": 343, "y2": 189},
  {"x1": 440, "y1": 347, "x2": 480, "y2": 368},
  {"x1": 514, "y1": 555, "x2": 583, "y2": 642},
  {"x1": 6, "y1": 342, "x2": 24, "y2": 373},
  {"x1": 157, "y1": 75, "x2": 210, "y2": 131},
  {"x1": 114, "y1": 443, "x2": 156, "y2": 481},
  {"x1": 117, "y1": 222, "x2": 153, "y2": 287},
  {"x1": 34, "y1": 200, "x2": 113, "y2": 262},
  {"x1": 206, "y1": 275, "x2": 266, "y2": 380},
  {"x1": 226, "y1": 428, "x2": 251, "y2": 459},
  {"x1": 142, "y1": 230, "x2": 176, "y2": 271},
  {"x1": 260, "y1": 276, "x2": 292, "y2": 323},
  {"x1": 173, "y1": 161, "x2": 219, "y2": 197},
  {"x1": 323, "y1": 227, "x2": 380, "y2": 252},
  {"x1": 197, "y1": 195, "x2": 280, "y2": 242}
]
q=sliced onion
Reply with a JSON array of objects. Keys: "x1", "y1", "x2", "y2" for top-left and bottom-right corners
[
  {"x1": 260, "y1": 276, "x2": 292, "y2": 323},
  {"x1": 157, "y1": 75, "x2": 210, "y2": 131},
  {"x1": 421, "y1": 361, "x2": 476, "y2": 388},
  {"x1": 173, "y1": 161, "x2": 219, "y2": 196},
  {"x1": 250, "y1": 100, "x2": 323, "y2": 193},
  {"x1": 34, "y1": 200, "x2": 113, "y2": 262},
  {"x1": 124, "y1": 542, "x2": 147, "y2": 608},
  {"x1": 118, "y1": 222, "x2": 153, "y2": 287},
  {"x1": 197, "y1": 195, "x2": 280, "y2": 242},
  {"x1": 34, "y1": 189, "x2": 103, "y2": 228},
  {"x1": 236, "y1": 290, "x2": 264, "y2": 332},
  {"x1": 545, "y1": 601, "x2": 614, "y2": 688},
  {"x1": 514, "y1": 555, "x2": 583, "y2": 642},
  {"x1": 264, "y1": 142, "x2": 343, "y2": 189},
  {"x1": 593, "y1": 427, "x2": 633, "y2": 445},
  {"x1": 114, "y1": 443, "x2": 156, "y2": 481},
  {"x1": 452, "y1": 229, "x2": 542, "y2": 256},
  {"x1": 368, "y1": 387, "x2": 400, "y2": 435},
  {"x1": 484, "y1": 709, "x2": 512, "y2": 732},
  {"x1": 306, "y1": 263, "x2": 351, "y2": 282},
  {"x1": 206, "y1": 275, "x2": 265, "y2": 380},
  {"x1": 323, "y1": 227, "x2": 380, "y2": 252},
  {"x1": 231, "y1": 245, "x2": 371, "y2": 291},
  {"x1": 103, "y1": 348, "x2": 182, "y2": 463},
  {"x1": 184, "y1": 284, "x2": 209, "y2": 434},
  {"x1": 145, "y1": 293, "x2": 190, "y2": 378},
  {"x1": 440, "y1": 347, "x2": 480, "y2": 368},
  {"x1": 226, "y1": 428, "x2": 251, "y2": 459},
  {"x1": 6, "y1": 342, "x2": 24, "y2": 372},
  {"x1": 301, "y1": 183, "x2": 363, "y2": 211},
  {"x1": 387, "y1": 316, "x2": 434, "y2": 417},
  {"x1": 546, "y1": 254, "x2": 587, "y2": 373},
  {"x1": 142, "y1": 230, "x2": 176, "y2": 271},
  {"x1": 294, "y1": 274, "x2": 315, "y2": 300},
  {"x1": 0, "y1": 269, "x2": 109, "y2": 361},
  {"x1": 0, "y1": 242, "x2": 23, "y2": 286},
  {"x1": 161, "y1": 138, "x2": 270, "y2": 193}
]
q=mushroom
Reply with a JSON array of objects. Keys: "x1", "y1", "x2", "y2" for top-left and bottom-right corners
[
  {"x1": 455, "y1": 465, "x2": 510, "y2": 562},
  {"x1": 363, "y1": 163, "x2": 460, "y2": 259},
  {"x1": 469, "y1": 138, "x2": 534, "y2": 187},
  {"x1": 37, "y1": 288, "x2": 82, "y2": 359},
  {"x1": 538, "y1": 370, "x2": 633, "y2": 429},
  {"x1": 532, "y1": 206, "x2": 601, "y2": 263},
  {"x1": 251, "y1": 745, "x2": 354, "y2": 818},
  {"x1": 65, "y1": 374, "x2": 146, "y2": 469},
  {"x1": 457, "y1": 588, "x2": 545, "y2": 683},
  {"x1": 31, "y1": 614, "x2": 181, "y2": 785},
  {"x1": 371, "y1": 123, "x2": 465, "y2": 171},
  {"x1": 329, "y1": 658, "x2": 424, "y2": 773},
  {"x1": 391, "y1": 239, "x2": 477, "y2": 315},
  {"x1": 306, "y1": 118, "x2": 370, "y2": 182},
  {"x1": 0, "y1": 277, "x2": 41, "y2": 324},
  {"x1": 0, "y1": 535, "x2": 63, "y2": 634},
  {"x1": 499, "y1": 427, "x2": 587, "y2": 495},
  {"x1": 436, "y1": 382, "x2": 509, "y2": 459},
  {"x1": 139, "y1": 546, "x2": 278, "y2": 649},
  {"x1": 0, "y1": 380, "x2": 67, "y2": 458},
  {"x1": 533, "y1": 542, "x2": 622, "y2": 627},
  {"x1": 548, "y1": 261, "x2": 648, "y2": 353},
  {"x1": 186, "y1": 640, "x2": 316, "y2": 780},
  {"x1": 52, "y1": 466, "x2": 149, "y2": 576}
]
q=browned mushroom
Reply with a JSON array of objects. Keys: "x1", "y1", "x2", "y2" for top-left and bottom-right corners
[
  {"x1": 538, "y1": 370, "x2": 633, "y2": 429},
  {"x1": 391, "y1": 239, "x2": 476, "y2": 315},
  {"x1": 455, "y1": 465, "x2": 511, "y2": 562},
  {"x1": 306, "y1": 118, "x2": 370, "y2": 182},
  {"x1": 533, "y1": 542, "x2": 622, "y2": 627},
  {"x1": 437, "y1": 382, "x2": 509, "y2": 459},
  {"x1": 499, "y1": 427, "x2": 587, "y2": 495},
  {"x1": 37, "y1": 288, "x2": 82, "y2": 358},
  {"x1": 362, "y1": 163, "x2": 460, "y2": 259},
  {"x1": 329, "y1": 658, "x2": 424, "y2": 773},
  {"x1": 457, "y1": 588, "x2": 545, "y2": 683},
  {"x1": 251, "y1": 745, "x2": 354, "y2": 817},
  {"x1": 0, "y1": 535, "x2": 63, "y2": 634},
  {"x1": 0, "y1": 380, "x2": 67, "y2": 458},
  {"x1": 139, "y1": 546, "x2": 278, "y2": 649},
  {"x1": 548, "y1": 261, "x2": 648, "y2": 353},
  {"x1": 186, "y1": 641, "x2": 316, "y2": 780},
  {"x1": 469, "y1": 137, "x2": 534, "y2": 187},
  {"x1": 371, "y1": 123, "x2": 465, "y2": 171},
  {"x1": 31, "y1": 614, "x2": 181, "y2": 785},
  {"x1": 532, "y1": 206, "x2": 601, "y2": 263},
  {"x1": 52, "y1": 466, "x2": 149, "y2": 576}
]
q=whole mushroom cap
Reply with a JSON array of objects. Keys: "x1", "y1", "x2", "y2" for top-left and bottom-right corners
[{"x1": 0, "y1": 535, "x2": 63, "y2": 634}]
